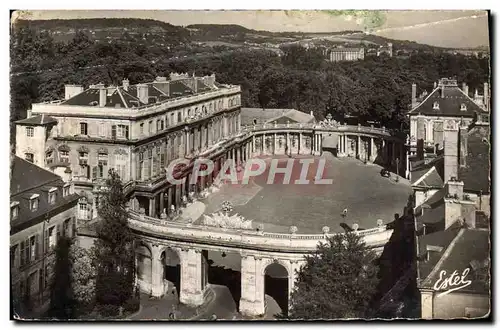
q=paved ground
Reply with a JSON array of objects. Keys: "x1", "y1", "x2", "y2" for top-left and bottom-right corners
[{"x1": 203, "y1": 154, "x2": 412, "y2": 234}]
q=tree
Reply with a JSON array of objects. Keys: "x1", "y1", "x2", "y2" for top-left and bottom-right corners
[
  {"x1": 287, "y1": 232, "x2": 379, "y2": 319},
  {"x1": 94, "y1": 169, "x2": 135, "y2": 307},
  {"x1": 49, "y1": 236, "x2": 76, "y2": 319},
  {"x1": 70, "y1": 244, "x2": 97, "y2": 309}
]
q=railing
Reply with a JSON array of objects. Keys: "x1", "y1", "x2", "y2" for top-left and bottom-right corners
[
  {"x1": 241, "y1": 123, "x2": 402, "y2": 137},
  {"x1": 127, "y1": 210, "x2": 393, "y2": 251}
]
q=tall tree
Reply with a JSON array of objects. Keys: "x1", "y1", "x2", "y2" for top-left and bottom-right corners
[
  {"x1": 49, "y1": 236, "x2": 76, "y2": 319},
  {"x1": 94, "y1": 169, "x2": 135, "y2": 307},
  {"x1": 287, "y1": 232, "x2": 379, "y2": 319}
]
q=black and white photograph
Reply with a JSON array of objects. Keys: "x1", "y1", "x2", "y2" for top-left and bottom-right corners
[{"x1": 7, "y1": 8, "x2": 492, "y2": 321}]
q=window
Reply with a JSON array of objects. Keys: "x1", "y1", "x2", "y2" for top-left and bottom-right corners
[
  {"x1": 79, "y1": 152, "x2": 88, "y2": 165},
  {"x1": 98, "y1": 153, "x2": 108, "y2": 178},
  {"x1": 99, "y1": 123, "x2": 105, "y2": 137},
  {"x1": 63, "y1": 219, "x2": 70, "y2": 237},
  {"x1": 60, "y1": 151, "x2": 69, "y2": 163},
  {"x1": 78, "y1": 199, "x2": 89, "y2": 220},
  {"x1": 170, "y1": 113, "x2": 175, "y2": 125},
  {"x1": 115, "y1": 153, "x2": 127, "y2": 180},
  {"x1": 48, "y1": 190, "x2": 56, "y2": 204},
  {"x1": 140, "y1": 123, "x2": 144, "y2": 135},
  {"x1": 149, "y1": 121, "x2": 153, "y2": 134},
  {"x1": 157, "y1": 119, "x2": 162, "y2": 131},
  {"x1": 177, "y1": 112, "x2": 182, "y2": 123},
  {"x1": 26, "y1": 126, "x2": 34, "y2": 137},
  {"x1": 63, "y1": 184, "x2": 70, "y2": 197},
  {"x1": 29, "y1": 236, "x2": 37, "y2": 262},
  {"x1": 46, "y1": 150, "x2": 53, "y2": 164},
  {"x1": 461, "y1": 103, "x2": 467, "y2": 111},
  {"x1": 433, "y1": 102, "x2": 439, "y2": 110},
  {"x1": 11, "y1": 202, "x2": 19, "y2": 219},
  {"x1": 80, "y1": 122, "x2": 88, "y2": 135},
  {"x1": 111, "y1": 125, "x2": 129, "y2": 139},
  {"x1": 30, "y1": 195, "x2": 39, "y2": 211},
  {"x1": 45, "y1": 226, "x2": 56, "y2": 252},
  {"x1": 25, "y1": 153, "x2": 34, "y2": 163}
]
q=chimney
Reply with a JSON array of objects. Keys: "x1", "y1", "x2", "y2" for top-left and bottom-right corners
[
  {"x1": 434, "y1": 81, "x2": 437, "y2": 89},
  {"x1": 98, "y1": 84, "x2": 107, "y2": 107},
  {"x1": 411, "y1": 83, "x2": 417, "y2": 108},
  {"x1": 137, "y1": 84, "x2": 149, "y2": 104},
  {"x1": 443, "y1": 120, "x2": 459, "y2": 183},
  {"x1": 441, "y1": 85, "x2": 445, "y2": 98},
  {"x1": 459, "y1": 125, "x2": 468, "y2": 167},
  {"x1": 464, "y1": 84, "x2": 469, "y2": 97},
  {"x1": 64, "y1": 84, "x2": 84, "y2": 100},
  {"x1": 27, "y1": 109, "x2": 32, "y2": 118},
  {"x1": 483, "y1": 82, "x2": 489, "y2": 111},
  {"x1": 193, "y1": 77, "x2": 198, "y2": 94},
  {"x1": 444, "y1": 180, "x2": 464, "y2": 229},
  {"x1": 122, "y1": 79, "x2": 130, "y2": 91}
]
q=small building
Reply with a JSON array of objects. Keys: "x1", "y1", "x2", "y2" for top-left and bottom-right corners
[
  {"x1": 10, "y1": 156, "x2": 80, "y2": 318},
  {"x1": 240, "y1": 108, "x2": 315, "y2": 127},
  {"x1": 417, "y1": 226, "x2": 490, "y2": 319}
]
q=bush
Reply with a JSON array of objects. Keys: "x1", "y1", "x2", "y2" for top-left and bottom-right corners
[
  {"x1": 123, "y1": 297, "x2": 140, "y2": 313},
  {"x1": 98, "y1": 304, "x2": 120, "y2": 317}
]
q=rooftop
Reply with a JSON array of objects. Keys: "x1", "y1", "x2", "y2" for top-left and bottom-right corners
[
  {"x1": 10, "y1": 156, "x2": 80, "y2": 233},
  {"x1": 15, "y1": 114, "x2": 58, "y2": 126},
  {"x1": 419, "y1": 228, "x2": 490, "y2": 295},
  {"x1": 409, "y1": 78, "x2": 487, "y2": 117},
  {"x1": 240, "y1": 108, "x2": 315, "y2": 126}
]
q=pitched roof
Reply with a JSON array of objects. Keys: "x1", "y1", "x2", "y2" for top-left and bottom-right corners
[
  {"x1": 60, "y1": 76, "x2": 217, "y2": 108},
  {"x1": 10, "y1": 156, "x2": 80, "y2": 232},
  {"x1": 240, "y1": 108, "x2": 290, "y2": 126},
  {"x1": 419, "y1": 228, "x2": 490, "y2": 295},
  {"x1": 409, "y1": 79, "x2": 486, "y2": 117},
  {"x1": 412, "y1": 166, "x2": 444, "y2": 188},
  {"x1": 459, "y1": 125, "x2": 490, "y2": 193},
  {"x1": 15, "y1": 114, "x2": 57, "y2": 126},
  {"x1": 411, "y1": 156, "x2": 444, "y2": 186},
  {"x1": 10, "y1": 156, "x2": 61, "y2": 196}
]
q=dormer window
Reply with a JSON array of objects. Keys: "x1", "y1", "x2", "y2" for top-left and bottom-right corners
[
  {"x1": 46, "y1": 150, "x2": 54, "y2": 164},
  {"x1": 63, "y1": 183, "x2": 71, "y2": 197},
  {"x1": 25, "y1": 153, "x2": 34, "y2": 163},
  {"x1": 11, "y1": 201, "x2": 19, "y2": 219},
  {"x1": 461, "y1": 103, "x2": 467, "y2": 111},
  {"x1": 30, "y1": 194, "x2": 39, "y2": 211},
  {"x1": 48, "y1": 187, "x2": 57, "y2": 204},
  {"x1": 433, "y1": 102, "x2": 440, "y2": 110}
]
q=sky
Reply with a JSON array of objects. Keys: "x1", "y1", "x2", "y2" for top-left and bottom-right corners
[{"x1": 13, "y1": 10, "x2": 490, "y2": 48}]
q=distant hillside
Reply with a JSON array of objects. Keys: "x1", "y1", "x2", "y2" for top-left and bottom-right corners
[{"x1": 12, "y1": 18, "x2": 191, "y2": 45}]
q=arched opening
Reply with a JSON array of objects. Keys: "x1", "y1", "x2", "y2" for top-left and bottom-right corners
[
  {"x1": 207, "y1": 250, "x2": 241, "y2": 311},
  {"x1": 162, "y1": 248, "x2": 181, "y2": 298},
  {"x1": 135, "y1": 244, "x2": 152, "y2": 293},
  {"x1": 264, "y1": 262, "x2": 289, "y2": 317}
]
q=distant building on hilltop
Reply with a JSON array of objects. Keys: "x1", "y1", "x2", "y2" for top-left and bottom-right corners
[
  {"x1": 325, "y1": 47, "x2": 365, "y2": 62},
  {"x1": 377, "y1": 43, "x2": 393, "y2": 57}
]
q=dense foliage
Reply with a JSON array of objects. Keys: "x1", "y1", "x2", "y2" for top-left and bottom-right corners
[
  {"x1": 10, "y1": 26, "x2": 490, "y2": 143},
  {"x1": 94, "y1": 169, "x2": 135, "y2": 307},
  {"x1": 287, "y1": 232, "x2": 379, "y2": 319},
  {"x1": 49, "y1": 236, "x2": 76, "y2": 319}
]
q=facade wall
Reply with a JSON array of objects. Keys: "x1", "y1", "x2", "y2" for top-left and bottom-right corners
[
  {"x1": 433, "y1": 292, "x2": 490, "y2": 318},
  {"x1": 10, "y1": 204, "x2": 78, "y2": 317},
  {"x1": 16, "y1": 125, "x2": 52, "y2": 168}
]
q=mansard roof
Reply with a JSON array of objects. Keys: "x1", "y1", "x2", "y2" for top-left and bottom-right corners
[
  {"x1": 409, "y1": 79, "x2": 486, "y2": 117},
  {"x1": 60, "y1": 76, "x2": 215, "y2": 108},
  {"x1": 15, "y1": 114, "x2": 57, "y2": 126}
]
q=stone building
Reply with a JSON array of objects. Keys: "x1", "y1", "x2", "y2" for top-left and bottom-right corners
[
  {"x1": 15, "y1": 73, "x2": 242, "y2": 221},
  {"x1": 326, "y1": 47, "x2": 365, "y2": 62},
  {"x1": 408, "y1": 78, "x2": 489, "y2": 154},
  {"x1": 377, "y1": 43, "x2": 393, "y2": 57},
  {"x1": 10, "y1": 156, "x2": 80, "y2": 317}
]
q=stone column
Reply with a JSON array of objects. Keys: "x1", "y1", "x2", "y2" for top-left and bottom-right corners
[
  {"x1": 185, "y1": 129, "x2": 190, "y2": 156},
  {"x1": 262, "y1": 134, "x2": 266, "y2": 154},
  {"x1": 274, "y1": 133, "x2": 277, "y2": 155},
  {"x1": 149, "y1": 196, "x2": 156, "y2": 217},
  {"x1": 382, "y1": 139, "x2": 386, "y2": 164},
  {"x1": 179, "y1": 248, "x2": 205, "y2": 307},
  {"x1": 370, "y1": 137, "x2": 375, "y2": 162},
  {"x1": 159, "y1": 191, "x2": 165, "y2": 215},
  {"x1": 357, "y1": 135, "x2": 361, "y2": 159},
  {"x1": 151, "y1": 244, "x2": 165, "y2": 297},
  {"x1": 392, "y1": 141, "x2": 397, "y2": 166},
  {"x1": 286, "y1": 132, "x2": 290, "y2": 156},
  {"x1": 252, "y1": 135, "x2": 256, "y2": 155},
  {"x1": 167, "y1": 187, "x2": 173, "y2": 214},
  {"x1": 240, "y1": 255, "x2": 265, "y2": 316},
  {"x1": 298, "y1": 133, "x2": 302, "y2": 155}
]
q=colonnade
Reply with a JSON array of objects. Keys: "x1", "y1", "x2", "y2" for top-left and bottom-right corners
[{"x1": 135, "y1": 241, "x2": 305, "y2": 316}]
